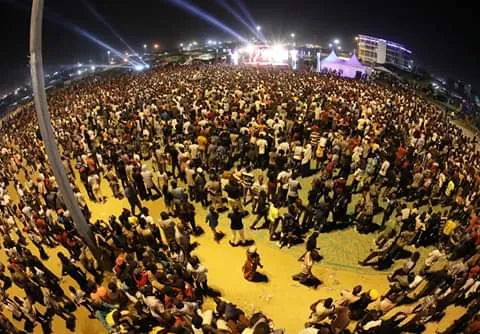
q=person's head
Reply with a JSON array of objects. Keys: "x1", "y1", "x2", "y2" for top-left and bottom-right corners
[
  {"x1": 192, "y1": 314, "x2": 203, "y2": 329},
  {"x1": 108, "y1": 282, "x2": 118, "y2": 292},
  {"x1": 160, "y1": 212, "x2": 169, "y2": 220},
  {"x1": 412, "y1": 251, "x2": 420, "y2": 262},
  {"x1": 352, "y1": 285, "x2": 362, "y2": 296},
  {"x1": 324, "y1": 298, "x2": 334, "y2": 308}
]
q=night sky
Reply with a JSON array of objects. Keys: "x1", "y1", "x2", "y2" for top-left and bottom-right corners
[{"x1": 0, "y1": 0, "x2": 478, "y2": 94}]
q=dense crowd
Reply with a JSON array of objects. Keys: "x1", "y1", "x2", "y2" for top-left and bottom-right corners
[{"x1": 0, "y1": 64, "x2": 480, "y2": 333}]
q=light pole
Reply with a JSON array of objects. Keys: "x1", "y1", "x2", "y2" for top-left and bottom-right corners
[
  {"x1": 256, "y1": 25, "x2": 261, "y2": 38},
  {"x1": 29, "y1": 0, "x2": 111, "y2": 270}
]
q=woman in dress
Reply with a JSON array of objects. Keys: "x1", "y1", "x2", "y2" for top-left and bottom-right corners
[{"x1": 242, "y1": 246, "x2": 267, "y2": 282}]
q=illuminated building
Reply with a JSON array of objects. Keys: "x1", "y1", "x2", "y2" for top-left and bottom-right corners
[{"x1": 356, "y1": 34, "x2": 414, "y2": 70}]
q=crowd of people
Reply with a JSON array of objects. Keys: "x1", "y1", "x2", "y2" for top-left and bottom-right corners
[{"x1": 0, "y1": 64, "x2": 480, "y2": 333}]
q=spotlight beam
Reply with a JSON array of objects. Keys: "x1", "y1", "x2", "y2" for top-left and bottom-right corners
[
  {"x1": 167, "y1": 0, "x2": 248, "y2": 42},
  {"x1": 80, "y1": 0, "x2": 147, "y2": 66},
  {"x1": 4, "y1": 0, "x2": 142, "y2": 68},
  {"x1": 213, "y1": 0, "x2": 265, "y2": 42},
  {"x1": 234, "y1": 0, "x2": 264, "y2": 40}
]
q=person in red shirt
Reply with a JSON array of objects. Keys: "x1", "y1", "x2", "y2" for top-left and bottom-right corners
[{"x1": 133, "y1": 268, "x2": 149, "y2": 288}]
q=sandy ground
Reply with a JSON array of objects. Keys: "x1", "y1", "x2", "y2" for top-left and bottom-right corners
[{"x1": 1, "y1": 166, "x2": 465, "y2": 334}]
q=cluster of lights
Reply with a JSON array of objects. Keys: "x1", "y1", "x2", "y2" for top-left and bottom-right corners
[
  {"x1": 207, "y1": 40, "x2": 221, "y2": 45},
  {"x1": 328, "y1": 39, "x2": 342, "y2": 51}
]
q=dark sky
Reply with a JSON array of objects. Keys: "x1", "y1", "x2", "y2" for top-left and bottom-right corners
[{"x1": 0, "y1": 0, "x2": 478, "y2": 94}]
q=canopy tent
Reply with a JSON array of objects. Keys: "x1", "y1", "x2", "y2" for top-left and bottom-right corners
[{"x1": 320, "y1": 51, "x2": 370, "y2": 78}]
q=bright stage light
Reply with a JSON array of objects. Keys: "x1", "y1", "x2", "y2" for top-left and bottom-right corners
[
  {"x1": 334, "y1": 39, "x2": 340, "y2": 45},
  {"x1": 329, "y1": 43, "x2": 333, "y2": 48},
  {"x1": 271, "y1": 44, "x2": 288, "y2": 63},
  {"x1": 291, "y1": 33, "x2": 295, "y2": 38},
  {"x1": 231, "y1": 51, "x2": 239, "y2": 65},
  {"x1": 77, "y1": 70, "x2": 82, "y2": 75},
  {"x1": 154, "y1": 44, "x2": 159, "y2": 49},
  {"x1": 256, "y1": 25, "x2": 261, "y2": 31},
  {"x1": 134, "y1": 64, "x2": 145, "y2": 71},
  {"x1": 143, "y1": 44, "x2": 147, "y2": 49},
  {"x1": 290, "y1": 49, "x2": 298, "y2": 70},
  {"x1": 77, "y1": 62, "x2": 82, "y2": 67},
  {"x1": 245, "y1": 43, "x2": 255, "y2": 54},
  {"x1": 90, "y1": 65, "x2": 96, "y2": 70}
]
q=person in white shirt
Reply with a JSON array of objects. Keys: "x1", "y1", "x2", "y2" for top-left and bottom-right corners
[
  {"x1": 277, "y1": 140, "x2": 290, "y2": 154},
  {"x1": 256, "y1": 135, "x2": 268, "y2": 169},
  {"x1": 277, "y1": 169, "x2": 292, "y2": 205},
  {"x1": 301, "y1": 144, "x2": 312, "y2": 176},
  {"x1": 88, "y1": 173, "x2": 103, "y2": 202},
  {"x1": 186, "y1": 256, "x2": 209, "y2": 294},
  {"x1": 292, "y1": 143, "x2": 304, "y2": 172},
  {"x1": 141, "y1": 164, "x2": 161, "y2": 199}
]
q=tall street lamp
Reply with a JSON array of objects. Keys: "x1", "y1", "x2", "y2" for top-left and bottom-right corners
[{"x1": 29, "y1": 0, "x2": 111, "y2": 270}]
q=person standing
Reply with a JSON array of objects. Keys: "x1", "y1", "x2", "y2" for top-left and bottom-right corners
[
  {"x1": 141, "y1": 164, "x2": 161, "y2": 200},
  {"x1": 124, "y1": 183, "x2": 142, "y2": 215},
  {"x1": 57, "y1": 252, "x2": 88, "y2": 290},
  {"x1": 228, "y1": 205, "x2": 248, "y2": 247},
  {"x1": 206, "y1": 206, "x2": 221, "y2": 242}
]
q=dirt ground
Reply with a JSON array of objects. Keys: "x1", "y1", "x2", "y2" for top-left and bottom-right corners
[{"x1": 2, "y1": 167, "x2": 465, "y2": 334}]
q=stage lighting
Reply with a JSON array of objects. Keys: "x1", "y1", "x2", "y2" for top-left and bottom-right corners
[
  {"x1": 134, "y1": 64, "x2": 145, "y2": 71},
  {"x1": 168, "y1": 0, "x2": 247, "y2": 42},
  {"x1": 272, "y1": 44, "x2": 288, "y2": 63},
  {"x1": 245, "y1": 43, "x2": 255, "y2": 54},
  {"x1": 231, "y1": 51, "x2": 239, "y2": 65}
]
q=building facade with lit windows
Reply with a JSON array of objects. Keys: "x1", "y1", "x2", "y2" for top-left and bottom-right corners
[{"x1": 356, "y1": 34, "x2": 414, "y2": 70}]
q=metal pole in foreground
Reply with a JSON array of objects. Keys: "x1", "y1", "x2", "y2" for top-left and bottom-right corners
[{"x1": 29, "y1": 0, "x2": 112, "y2": 270}]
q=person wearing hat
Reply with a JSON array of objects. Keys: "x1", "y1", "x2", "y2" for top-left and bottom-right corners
[{"x1": 242, "y1": 246, "x2": 267, "y2": 282}]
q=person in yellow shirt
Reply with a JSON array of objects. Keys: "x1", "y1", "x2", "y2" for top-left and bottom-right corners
[
  {"x1": 197, "y1": 135, "x2": 208, "y2": 161},
  {"x1": 268, "y1": 202, "x2": 280, "y2": 240}
]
